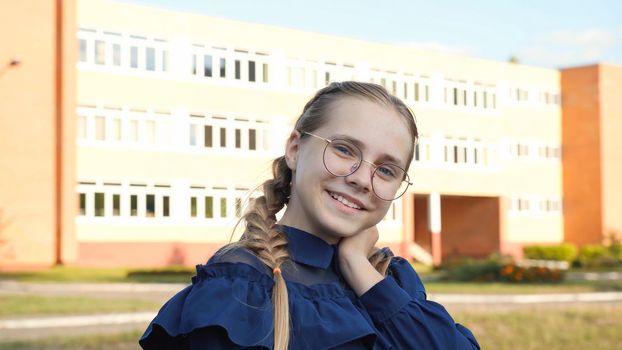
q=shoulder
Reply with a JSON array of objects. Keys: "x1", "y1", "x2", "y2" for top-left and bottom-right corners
[{"x1": 206, "y1": 244, "x2": 272, "y2": 275}]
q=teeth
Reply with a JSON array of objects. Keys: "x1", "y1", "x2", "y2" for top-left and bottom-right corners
[{"x1": 329, "y1": 192, "x2": 361, "y2": 210}]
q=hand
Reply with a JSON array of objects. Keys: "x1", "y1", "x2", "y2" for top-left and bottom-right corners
[
  {"x1": 338, "y1": 225, "x2": 379, "y2": 262},
  {"x1": 337, "y1": 225, "x2": 383, "y2": 296}
]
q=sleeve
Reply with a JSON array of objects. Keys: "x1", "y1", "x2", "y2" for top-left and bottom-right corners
[
  {"x1": 138, "y1": 261, "x2": 274, "y2": 350},
  {"x1": 358, "y1": 257, "x2": 480, "y2": 350}
]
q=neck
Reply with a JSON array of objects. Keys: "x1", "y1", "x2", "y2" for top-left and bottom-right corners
[{"x1": 278, "y1": 208, "x2": 340, "y2": 245}]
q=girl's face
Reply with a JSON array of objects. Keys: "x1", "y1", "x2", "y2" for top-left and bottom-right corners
[{"x1": 280, "y1": 96, "x2": 413, "y2": 244}]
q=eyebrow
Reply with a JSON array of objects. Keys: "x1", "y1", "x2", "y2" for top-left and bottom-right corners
[{"x1": 329, "y1": 133, "x2": 407, "y2": 168}]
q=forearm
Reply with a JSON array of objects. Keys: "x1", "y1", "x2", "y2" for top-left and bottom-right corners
[{"x1": 338, "y1": 254, "x2": 384, "y2": 297}]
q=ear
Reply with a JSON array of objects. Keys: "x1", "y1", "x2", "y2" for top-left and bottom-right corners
[{"x1": 284, "y1": 130, "x2": 302, "y2": 171}]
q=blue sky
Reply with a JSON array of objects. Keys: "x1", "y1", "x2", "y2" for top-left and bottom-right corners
[{"x1": 122, "y1": 0, "x2": 622, "y2": 69}]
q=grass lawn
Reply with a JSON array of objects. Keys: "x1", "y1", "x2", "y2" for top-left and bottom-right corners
[
  {"x1": 425, "y1": 280, "x2": 622, "y2": 294},
  {"x1": 1, "y1": 304, "x2": 620, "y2": 350},
  {"x1": 0, "y1": 295, "x2": 161, "y2": 317},
  {"x1": 0, "y1": 265, "x2": 194, "y2": 283}
]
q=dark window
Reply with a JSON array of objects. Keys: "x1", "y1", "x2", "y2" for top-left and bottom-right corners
[
  {"x1": 235, "y1": 198, "x2": 242, "y2": 217},
  {"x1": 414, "y1": 83, "x2": 419, "y2": 101},
  {"x1": 220, "y1": 198, "x2": 227, "y2": 217},
  {"x1": 146, "y1": 194, "x2": 155, "y2": 217},
  {"x1": 262, "y1": 63, "x2": 269, "y2": 82},
  {"x1": 220, "y1": 58, "x2": 226, "y2": 77},
  {"x1": 130, "y1": 46, "x2": 139, "y2": 68},
  {"x1": 205, "y1": 196, "x2": 213, "y2": 218},
  {"x1": 113, "y1": 194, "x2": 120, "y2": 216},
  {"x1": 163, "y1": 196, "x2": 170, "y2": 217},
  {"x1": 204, "y1": 125, "x2": 212, "y2": 147},
  {"x1": 191, "y1": 197, "x2": 197, "y2": 217},
  {"x1": 235, "y1": 129, "x2": 241, "y2": 148},
  {"x1": 204, "y1": 55, "x2": 213, "y2": 77},
  {"x1": 79, "y1": 39, "x2": 87, "y2": 62},
  {"x1": 95, "y1": 192, "x2": 104, "y2": 217},
  {"x1": 131, "y1": 195, "x2": 138, "y2": 216},
  {"x1": 235, "y1": 60, "x2": 241, "y2": 79},
  {"x1": 79, "y1": 193, "x2": 86, "y2": 215},
  {"x1": 112, "y1": 44, "x2": 121, "y2": 66},
  {"x1": 220, "y1": 128, "x2": 226, "y2": 147},
  {"x1": 248, "y1": 61, "x2": 256, "y2": 82},
  {"x1": 249, "y1": 129, "x2": 256, "y2": 150}
]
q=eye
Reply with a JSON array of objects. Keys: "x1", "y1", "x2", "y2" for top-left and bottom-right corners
[
  {"x1": 376, "y1": 165, "x2": 397, "y2": 178},
  {"x1": 330, "y1": 141, "x2": 358, "y2": 159}
]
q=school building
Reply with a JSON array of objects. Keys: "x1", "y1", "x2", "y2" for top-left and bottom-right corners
[{"x1": 1, "y1": 0, "x2": 621, "y2": 269}]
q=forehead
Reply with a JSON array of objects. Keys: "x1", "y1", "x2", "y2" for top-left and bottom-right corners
[{"x1": 314, "y1": 97, "x2": 413, "y2": 164}]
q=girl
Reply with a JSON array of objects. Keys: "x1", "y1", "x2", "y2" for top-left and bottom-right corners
[{"x1": 140, "y1": 82, "x2": 480, "y2": 349}]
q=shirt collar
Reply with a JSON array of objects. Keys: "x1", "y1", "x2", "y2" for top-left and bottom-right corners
[{"x1": 279, "y1": 225, "x2": 335, "y2": 269}]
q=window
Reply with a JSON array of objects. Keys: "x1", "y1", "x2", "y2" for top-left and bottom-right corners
[
  {"x1": 191, "y1": 197, "x2": 197, "y2": 217},
  {"x1": 112, "y1": 118, "x2": 121, "y2": 141},
  {"x1": 220, "y1": 198, "x2": 227, "y2": 217},
  {"x1": 189, "y1": 124, "x2": 197, "y2": 146},
  {"x1": 249, "y1": 61, "x2": 256, "y2": 82},
  {"x1": 95, "y1": 192, "x2": 105, "y2": 217},
  {"x1": 235, "y1": 129, "x2": 241, "y2": 148},
  {"x1": 95, "y1": 116, "x2": 106, "y2": 141},
  {"x1": 130, "y1": 195, "x2": 138, "y2": 216},
  {"x1": 235, "y1": 60, "x2": 241, "y2": 79},
  {"x1": 249, "y1": 129, "x2": 256, "y2": 150},
  {"x1": 414, "y1": 83, "x2": 419, "y2": 101},
  {"x1": 163, "y1": 196, "x2": 170, "y2": 217},
  {"x1": 130, "y1": 46, "x2": 139, "y2": 68},
  {"x1": 146, "y1": 194, "x2": 155, "y2": 217},
  {"x1": 79, "y1": 193, "x2": 86, "y2": 215},
  {"x1": 220, "y1": 58, "x2": 226, "y2": 78},
  {"x1": 162, "y1": 51, "x2": 169, "y2": 71},
  {"x1": 235, "y1": 197, "x2": 242, "y2": 217},
  {"x1": 403, "y1": 82, "x2": 408, "y2": 100},
  {"x1": 220, "y1": 127, "x2": 226, "y2": 147},
  {"x1": 79, "y1": 39, "x2": 87, "y2": 62},
  {"x1": 112, "y1": 194, "x2": 120, "y2": 216},
  {"x1": 205, "y1": 196, "x2": 213, "y2": 218},
  {"x1": 129, "y1": 120, "x2": 139, "y2": 142},
  {"x1": 204, "y1": 125, "x2": 212, "y2": 147},
  {"x1": 204, "y1": 55, "x2": 213, "y2": 77},
  {"x1": 262, "y1": 63, "x2": 269, "y2": 83},
  {"x1": 146, "y1": 120, "x2": 156, "y2": 144},
  {"x1": 146, "y1": 47, "x2": 156, "y2": 71},
  {"x1": 112, "y1": 44, "x2": 121, "y2": 66},
  {"x1": 95, "y1": 40, "x2": 105, "y2": 65},
  {"x1": 325, "y1": 72, "x2": 330, "y2": 86}
]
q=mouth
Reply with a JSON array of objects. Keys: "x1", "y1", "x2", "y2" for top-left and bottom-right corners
[{"x1": 326, "y1": 190, "x2": 365, "y2": 211}]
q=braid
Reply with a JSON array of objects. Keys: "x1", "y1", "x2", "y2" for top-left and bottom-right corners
[{"x1": 239, "y1": 156, "x2": 292, "y2": 350}]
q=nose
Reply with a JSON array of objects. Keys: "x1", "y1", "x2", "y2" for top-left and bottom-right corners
[{"x1": 344, "y1": 160, "x2": 374, "y2": 192}]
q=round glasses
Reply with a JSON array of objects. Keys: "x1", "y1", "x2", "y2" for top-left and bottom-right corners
[{"x1": 302, "y1": 132, "x2": 412, "y2": 201}]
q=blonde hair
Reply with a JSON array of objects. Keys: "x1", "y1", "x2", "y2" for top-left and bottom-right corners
[{"x1": 232, "y1": 81, "x2": 418, "y2": 349}]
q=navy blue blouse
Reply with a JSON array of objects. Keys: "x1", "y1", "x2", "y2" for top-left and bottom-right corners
[{"x1": 139, "y1": 225, "x2": 480, "y2": 349}]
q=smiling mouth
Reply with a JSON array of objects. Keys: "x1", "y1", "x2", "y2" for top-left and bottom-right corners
[{"x1": 327, "y1": 191, "x2": 363, "y2": 210}]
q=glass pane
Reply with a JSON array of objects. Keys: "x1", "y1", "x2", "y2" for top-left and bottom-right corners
[
  {"x1": 113, "y1": 194, "x2": 120, "y2": 216},
  {"x1": 235, "y1": 60, "x2": 241, "y2": 79},
  {"x1": 94, "y1": 192, "x2": 104, "y2": 217},
  {"x1": 146, "y1": 120, "x2": 156, "y2": 144},
  {"x1": 235, "y1": 129, "x2": 241, "y2": 148},
  {"x1": 146, "y1": 47, "x2": 156, "y2": 71},
  {"x1": 146, "y1": 194, "x2": 155, "y2": 217},
  {"x1": 219, "y1": 58, "x2": 226, "y2": 77},
  {"x1": 220, "y1": 127, "x2": 226, "y2": 147},
  {"x1": 235, "y1": 198, "x2": 242, "y2": 217},
  {"x1": 95, "y1": 116, "x2": 105, "y2": 141},
  {"x1": 262, "y1": 63, "x2": 269, "y2": 83},
  {"x1": 113, "y1": 118, "x2": 121, "y2": 141},
  {"x1": 220, "y1": 198, "x2": 227, "y2": 218},
  {"x1": 249, "y1": 129, "x2": 256, "y2": 150},
  {"x1": 79, "y1": 193, "x2": 86, "y2": 215},
  {"x1": 79, "y1": 39, "x2": 87, "y2": 62},
  {"x1": 161, "y1": 50, "x2": 169, "y2": 71},
  {"x1": 189, "y1": 124, "x2": 197, "y2": 146},
  {"x1": 95, "y1": 40, "x2": 105, "y2": 65},
  {"x1": 130, "y1": 120, "x2": 139, "y2": 142},
  {"x1": 248, "y1": 61, "x2": 255, "y2": 82},
  {"x1": 130, "y1": 46, "x2": 138, "y2": 68},
  {"x1": 204, "y1": 125, "x2": 212, "y2": 147},
  {"x1": 190, "y1": 197, "x2": 197, "y2": 217},
  {"x1": 205, "y1": 196, "x2": 213, "y2": 218},
  {"x1": 112, "y1": 44, "x2": 121, "y2": 66},
  {"x1": 130, "y1": 195, "x2": 138, "y2": 216},
  {"x1": 163, "y1": 196, "x2": 170, "y2": 217},
  {"x1": 204, "y1": 54, "x2": 212, "y2": 77}
]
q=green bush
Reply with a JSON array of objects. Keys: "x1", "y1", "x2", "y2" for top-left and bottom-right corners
[
  {"x1": 576, "y1": 245, "x2": 619, "y2": 268},
  {"x1": 439, "y1": 254, "x2": 508, "y2": 282},
  {"x1": 126, "y1": 266, "x2": 195, "y2": 282},
  {"x1": 522, "y1": 243, "x2": 578, "y2": 262}
]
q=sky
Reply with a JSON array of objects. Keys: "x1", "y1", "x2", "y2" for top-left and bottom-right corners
[{"x1": 122, "y1": 0, "x2": 622, "y2": 69}]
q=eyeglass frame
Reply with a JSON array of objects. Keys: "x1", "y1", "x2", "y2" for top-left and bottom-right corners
[{"x1": 300, "y1": 131, "x2": 413, "y2": 201}]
